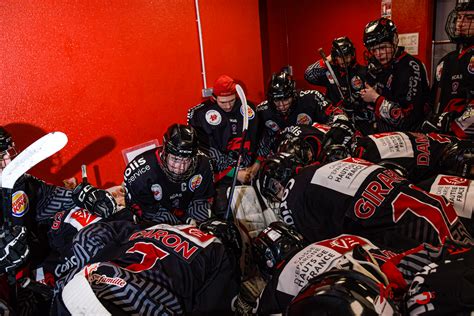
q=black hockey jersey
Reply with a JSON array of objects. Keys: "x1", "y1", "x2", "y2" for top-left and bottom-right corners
[
  {"x1": 187, "y1": 98, "x2": 259, "y2": 181},
  {"x1": 366, "y1": 48, "x2": 430, "y2": 132},
  {"x1": 280, "y1": 157, "x2": 473, "y2": 248},
  {"x1": 124, "y1": 148, "x2": 214, "y2": 224}
]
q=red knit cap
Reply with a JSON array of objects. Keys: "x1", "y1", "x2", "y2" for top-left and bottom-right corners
[{"x1": 213, "y1": 75, "x2": 236, "y2": 97}]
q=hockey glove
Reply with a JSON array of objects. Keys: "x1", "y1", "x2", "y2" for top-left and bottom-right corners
[
  {"x1": 421, "y1": 112, "x2": 453, "y2": 134},
  {"x1": 72, "y1": 184, "x2": 117, "y2": 218},
  {"x1": 322, "y1": 118, "x2": 355, "y2": 152},
  {"x1": 0, "y1": 224, "x2": 29, "y2": 274},
  {"x1": 440, "y1": 141, "x2": 474, "y2": 178}
]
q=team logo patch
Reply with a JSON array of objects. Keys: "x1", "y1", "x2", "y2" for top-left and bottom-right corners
[
  {"x1": 205, "y1": 110, "x2": 221, "y2": 125},
  {"x1": 240, "y1": 105, "x2": 255, "y2": 120},
  {"x1": 265, "y1": 120, "x2": 280, "y2": 132},
  {"x1": 326, "y1": 72, "x2": 335, "y2": 84},
  {"x1": 151, "y1": 184, "x2": 163, "y2": 201},
  {"x1": 296, "y1": 113, "x2": 312, "y2": 125},
  {"x1": 468, "y1": 56, "x2": 474, "y2": 74},
  {"x1": 189, "y1": 174, "x2": 203, "y2": 192},
  {"x1": 351, "y1": 76, "x2": 363, "y2": 90},
  {"x1": 452, "y1": 81, "x2": 459, "y2": 93},
  {"x1": 12, "y1": 191, "x2": 29, "y2": 217},
  {"x1": 436, "y1": 61, "x2": 444, "y2": 81}
]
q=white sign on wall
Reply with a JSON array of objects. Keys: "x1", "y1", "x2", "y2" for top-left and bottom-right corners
[{"x1": 399, "y1": 33, "x2": 419, "y2": 56}]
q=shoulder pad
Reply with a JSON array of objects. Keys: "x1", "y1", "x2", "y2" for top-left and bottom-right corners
[{"x1": 187, "y1": 102, "x2": 207, "y2": 121}]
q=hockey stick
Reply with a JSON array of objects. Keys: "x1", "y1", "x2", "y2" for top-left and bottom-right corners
[
  {"x1": 0, "y1": 131, "x2": 67, "y2": 305},
  {"x1": 225, "y1": 84, "x2": 249, "y2": 221},
  {"x1": 81, "y1": 164, "x2": 88, "y2": 185},
  {"x1": 318, "y1": 48, "x2": 346, "y2": 102}
]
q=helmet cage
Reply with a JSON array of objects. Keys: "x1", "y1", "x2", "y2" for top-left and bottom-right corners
[
  {"x1": 445, "y1": 4, "x2": 474, "y2": 44},
  {"x1": 161, "y1": 124, "x2": 199, "y2": 183}
]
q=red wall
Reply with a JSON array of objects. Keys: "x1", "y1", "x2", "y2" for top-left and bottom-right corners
[
  {"x1": 261, "y1": 0, "x2": 434, "y2": 90},
  {"x1": 0, "y1": 0, "x2": 264, "y2": 187}
]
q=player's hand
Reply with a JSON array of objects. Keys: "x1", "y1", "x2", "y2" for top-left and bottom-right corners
[
  {"x1": 360, "y1": 83, "x2": 380, "y2": 103},
  {"x1": 0, "y1": 224, "x2": 29, "y2": 274},
  {"x1": 72, "y1": 184, "x2": 117, "y2": 218},
  {"x1": 237, "y1": 169, "x2": 251, "y2": 184}
]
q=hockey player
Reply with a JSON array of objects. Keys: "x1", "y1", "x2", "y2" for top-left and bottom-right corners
[
  {"x1": 55, "y1": 218, "x2": 242, "y2": 315},
  {"x1": 124, "y1": 123, "x2": 214, "y2": 225},
  {"x1": 246, "y1": 222, "x2": 470, "y2": 315},
  {"x1": 0, "y1": 126, "x2": 116, "y2": 314},
  {"x1": 187, "y1": 75, "x2": 260, "y2": 218},
  {"x1": 258, "y1": 153, "x2": 473, "y2": 248},
  {"x1": 257, "y1": 71, "x2": 354, "y2": 158},
  {"x1": 305, "y1": 37, "x2": 375, "y2": 134},
  {"x1": 360, "y1": 18, "x2": 430, "y2": 132},
  {"x1": 288, "y1": 240, "x2": 474, "y2": 315},
  {"x1": 423, "y1": 0, "x2": 474, "y2": 139}
]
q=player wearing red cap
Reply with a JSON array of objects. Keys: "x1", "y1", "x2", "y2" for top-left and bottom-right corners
[{"x1": 188, "y1": 75, "x2": 260, "y2": 218}]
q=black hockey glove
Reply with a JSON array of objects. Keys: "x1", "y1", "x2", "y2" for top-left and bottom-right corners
[
  {"x1": 0, "y1": 224, "x2": 29, "y2": 274},
  {"x1": 440, "y1": 141, "x2": 474, "y2": 179},
  {"x1": 72, "y1": 184, "x2": 117, "y2": 218},
  {"x1": 421, "y1": 112, "x2": 453, "y2": 134},
  {"x1": 323, "y1": 119, "x2": 355, "y2": 151}
]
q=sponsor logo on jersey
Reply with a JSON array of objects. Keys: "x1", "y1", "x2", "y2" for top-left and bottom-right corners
[
  {"x1": 265, "y1": 120, "x2": 280, "y2": 132},
  {"x1": 351, "y1": 75, "x2": 363, "y2": 90},
  {"x1": 205, "y1": 110, "x2": 221, "y2": 125},
  {"x1": 124, "y1": 157, "x2": 150, "y2": 184},
  {"x1": 296, "y1": 113, "x2": 312, "y2": 125},
  {"x1": 12, "y1": 191, "x2": 29, "y2": 217},
  {"x1": 452, "y1": 81, "x2": 459, "y2": 93},
  {"x1": 468, "y1": 56, "x2": 474, "y2": 74},
  {"x1": 240, "y1": 105, "x2": 255, "y2": 120},
  {"x1": 54, "y1": 255, "x2": 78, "y2": 277},
  {"x1": 189, "y1": 174, "x2": 203, "y2": 192},
  {"x1": 438, "y1": 175, "x2": 469, "y2": 186},
  {"x1": 90, "y1": 273, "x2": 127, "y2": 288},
  {"x1": 151, "y1": 184, "x2": 163, "y2": 201},
  {"x1": 51, "y1": 211, "x2": 65, "y2": 230}
]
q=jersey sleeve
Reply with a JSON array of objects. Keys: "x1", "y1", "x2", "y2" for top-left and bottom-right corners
[
  {"x1": 29, "y1": 175, "x2": 76, "y2": 221},
  {"x1": 305, "y1": 59, "x2": 330, "y2": 86}
]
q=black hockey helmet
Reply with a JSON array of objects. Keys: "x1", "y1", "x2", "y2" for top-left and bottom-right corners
[
  {"x1": 331, "y1": 36, "x2": 356, "y2": 64},
  {"x1": 252, "y1": 221, "x2": 305, "y2": 277},
  {"x1": 199, "y1": 218, "x2": 242, "y2": 260},
  {"x1": 267, "y1": 72, "x2": 296, "y2": 104},
  {"x1": 0, "y1": 127, "x2": 17, "y2": 169},
  {"x1": 277, "y1": 137, "x2": 315, "y2": 165},
  {"x1": 258, "y1": 152, "x2": 300, "y2": 202},
  {"x1": 161, "y1": 124, "x2": 199, "y2": 182},
  {"x1": 363, "y1": 17, "x2": 398, "y2": 49},
  {"x1": 287, "y1": 269, "x2": 399, "y2": 316},
  {"x1": 445, "y1": 0, "x2": 474, "y2": 45},
  {"x1": 440, "y1": 140, "x2": 474, "y2": 178}
]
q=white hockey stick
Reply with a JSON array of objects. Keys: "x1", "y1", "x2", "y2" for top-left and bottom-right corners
[
  {"x1": 1, "y1": 131, "x2": 68, "y2": 189},
  {"x1": 225, "y1": 84, "x2": 249, "y2": 220}
]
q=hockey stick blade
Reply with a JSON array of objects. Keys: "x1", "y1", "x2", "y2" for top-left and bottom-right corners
[
  {"x1": 236, "y1": 84, "x2": 249, "y2": 131},
  {"x1": 1, "y1": 132, "x2": 68, "y2": 189}
]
